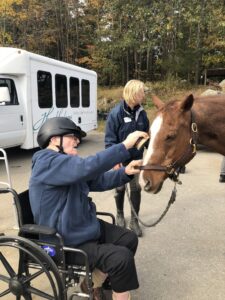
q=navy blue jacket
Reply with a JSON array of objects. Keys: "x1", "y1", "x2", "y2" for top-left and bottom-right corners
[
  {"x1": 105, "y1": 100, "x2": 149, "y2": 163},
  {"x1": 29, "y1": 144, "x2": 132, "y2": 246}
]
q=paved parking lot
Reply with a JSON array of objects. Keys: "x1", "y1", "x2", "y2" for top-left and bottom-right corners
[{"x1": 1, "y1": 131, "x2": 225, "y2": 299}]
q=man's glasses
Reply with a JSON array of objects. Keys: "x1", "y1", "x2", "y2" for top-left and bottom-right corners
[{"x1": 64, "y1": 134, "x2": 79, "y2": 141}]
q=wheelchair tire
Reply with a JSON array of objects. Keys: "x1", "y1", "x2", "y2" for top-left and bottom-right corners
[{"x1": 0, "y1": 235, "x2": 65, "y2": 299}]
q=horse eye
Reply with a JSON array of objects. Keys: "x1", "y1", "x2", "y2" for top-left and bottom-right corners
[{"x1": 165, "y1": 134, "x2": 176, "y2": 141}]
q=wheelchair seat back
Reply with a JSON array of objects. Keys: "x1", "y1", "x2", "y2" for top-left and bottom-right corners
[
  {"x1": 15, "y1": 189, "x2": 34, "y2": 227},
  {"x1": 13, "y1": 189, "x2": 66, "y2": 267}
]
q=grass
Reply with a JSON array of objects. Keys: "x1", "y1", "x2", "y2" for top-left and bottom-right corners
[{"x1": 97, "y1": 119, "x2": 107, "y2": 133}]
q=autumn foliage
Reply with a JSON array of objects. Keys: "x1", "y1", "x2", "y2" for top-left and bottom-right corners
[{"x1": 0, "y1": 0, "x2": 225, "y2": 86}]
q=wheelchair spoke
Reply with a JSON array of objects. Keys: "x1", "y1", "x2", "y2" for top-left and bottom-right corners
[
  {"x1": 23, "y1": 294, "x2": 32, "y2": 300},
  {"x1": 0, "y1": 288, "x2": 11, "y2": 297},
  {"x1": 27, "y1": 286, "x2": 55, "y2": 300},
  {"x1": 0, "y1": 251, "x2": 16, "y2": 277},
  {"x1": 0, "y1": 274, "x2": 10, "y2": 283},
  {"x1": 23, "y1": 268, "x2": 45, "y2": 283},
  {"x1": 22, "y1": 268, "x2": 58, "y2": 298},
  {"x1": 0, "y1": 236, "x2": 64, "y2": 300}
]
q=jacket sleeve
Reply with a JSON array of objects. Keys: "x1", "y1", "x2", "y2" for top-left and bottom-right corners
[
  {"x1": 31, "y1": 144, "x2": 131, "y2": 186},
  {"x1": 144, "y1": 111, "x2": 150, "y2": 133},
  {"x1": 87, "y1": 167, "x2": 132, "y2": 191},
  {"x1": 104, "y1": 110, "x2": 120, "y2": 148}
]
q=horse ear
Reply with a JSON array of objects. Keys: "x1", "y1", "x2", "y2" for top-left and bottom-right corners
[
  {"x1": 151, "y1": 95, "x2": 164, "y2": 109},
  {"x1": 180, "y1": 94, "x2": 194, "y2": 112}
]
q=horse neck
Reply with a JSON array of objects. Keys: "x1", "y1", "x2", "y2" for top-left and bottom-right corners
[{"x1": 192, "y1": 98, "x2": 225, "y2": 155}]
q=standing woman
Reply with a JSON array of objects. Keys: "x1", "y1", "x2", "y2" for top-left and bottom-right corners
[{"x1": 105, "y1": 79, "x2": 150, "y2": 237}]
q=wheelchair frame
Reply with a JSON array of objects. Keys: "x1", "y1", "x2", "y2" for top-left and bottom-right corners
[{"x1": 0, "y1": 149, "x2": 115, "y2": 299}]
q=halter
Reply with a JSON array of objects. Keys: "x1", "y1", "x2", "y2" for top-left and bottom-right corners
[
  {"x1": 127, "y1": 111, "x2": 198, "y2": 228},
  {"x1": 136, "y1": 110, "x2": 198, "y2": 182}
]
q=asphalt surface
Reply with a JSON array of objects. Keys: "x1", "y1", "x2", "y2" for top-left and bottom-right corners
[{"x1": 0, "y1": 131, "x2": 225, "y2": 300}]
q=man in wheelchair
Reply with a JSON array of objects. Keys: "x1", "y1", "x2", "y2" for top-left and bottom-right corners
[{"x1": 29, "y1": 117, "x2": 148, "y2": 300}]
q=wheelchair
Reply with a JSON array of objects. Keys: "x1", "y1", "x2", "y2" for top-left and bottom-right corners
[{"x1": 0, "y1": 187, "x2": 115, "y2": 299}]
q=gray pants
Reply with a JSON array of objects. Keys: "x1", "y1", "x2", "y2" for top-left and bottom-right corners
[
  {"x1": 220, "y1": 156, "x2": 225, "y2": 175},
  {"x1": 116, "y1": 173, "x2": 141, "y2": 194},
  {"x1": 115, "y1": 174, "x2": 141, "y2": 214}
]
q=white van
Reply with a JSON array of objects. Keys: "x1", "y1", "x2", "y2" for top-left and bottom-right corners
[{"x1": 0, "y1": 47, "x2": 97, "y2": 149}]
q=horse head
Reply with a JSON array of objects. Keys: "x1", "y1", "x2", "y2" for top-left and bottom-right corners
[{"x1": 140, "y1": 94, "x2": 197, "y2": 194}]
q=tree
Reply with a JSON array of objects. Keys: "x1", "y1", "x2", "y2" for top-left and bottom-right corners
[{"x1": 1, "y1": 0, "x2": 225, "y2": 85}]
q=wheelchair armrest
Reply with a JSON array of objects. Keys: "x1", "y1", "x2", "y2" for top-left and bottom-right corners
[
  {"x1": 20, "y1": 224, "x2": 57, "y2": 236},
  {"x1": 96, "y1": 212, "x2": 115, "y2": 224}
]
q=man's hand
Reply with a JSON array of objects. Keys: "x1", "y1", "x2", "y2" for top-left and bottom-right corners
[
  {"x1": 122, "y1": 131, "x2": 149, "y2": 150},
  {"x1": 125, "y1": 160, "x2": 143, "y2": 175}
]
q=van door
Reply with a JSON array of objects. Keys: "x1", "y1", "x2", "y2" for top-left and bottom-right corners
[{"x1": 0, "y1": 78, "x2": 25, "y2": 148}]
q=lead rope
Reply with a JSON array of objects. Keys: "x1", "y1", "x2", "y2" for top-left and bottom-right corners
[{"x1": 125, "y1": 182, "x2": 177, "y2": 227}]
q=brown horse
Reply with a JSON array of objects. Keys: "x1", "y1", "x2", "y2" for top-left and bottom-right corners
[{"x1": 140, "y1": 93, "x2": 225, "y2": 194}]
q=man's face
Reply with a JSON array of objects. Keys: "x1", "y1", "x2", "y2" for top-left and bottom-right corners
[
  {"x1": 51, "y1": 134, "x2": 80, "y2": 155},
  {"x1": 63, "y1": 134, "x2": 80, "y2": 155}
]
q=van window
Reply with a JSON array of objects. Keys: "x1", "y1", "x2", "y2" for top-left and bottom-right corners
[
  {"x1": 82, "y1": 79, "x2": 90, "y2": 107},
  {"x1": 37, "y1": 71, "x2": 53, "y2": 108},
  {"x1": 70, "y1": 77, "x2": 79, "y2": 107},
  {"x1": 55, "y1": 74, "x2": 68, "y2": 108},
  {"x1": 0, "y1": 78, "x2": 18, "y2": 105}
]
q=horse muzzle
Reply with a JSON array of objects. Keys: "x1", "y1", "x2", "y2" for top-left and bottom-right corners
[
  {"x1": 143, "y1": 179, "x2": 163, "y2": 194},
  {"x1": 144, "y1": 180, "x2": 151, "y2": 192}
]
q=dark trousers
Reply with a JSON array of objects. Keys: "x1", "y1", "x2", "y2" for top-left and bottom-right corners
[
  {"x1": 115, "y1": 173, "x2": 141, "y2": 214},
  {"x1": 67, "y1": 219, "x2": 139, "y2": 293}
]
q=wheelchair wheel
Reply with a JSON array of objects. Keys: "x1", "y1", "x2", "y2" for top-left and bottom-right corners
[{"x1": 0, "y1": 235, "x2": 65, "y2": 299}]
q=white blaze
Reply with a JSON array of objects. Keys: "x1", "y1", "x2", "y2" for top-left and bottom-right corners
[{"x1": 139, "y1": 114, "x2": 163, "y2": 187}]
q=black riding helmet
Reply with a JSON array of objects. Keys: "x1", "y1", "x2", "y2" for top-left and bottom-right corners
[{"x1": 37, "y1": 117, "x2": 86, "y2": 149}]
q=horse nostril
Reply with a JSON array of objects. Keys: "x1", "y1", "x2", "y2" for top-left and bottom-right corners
[{"x1": 144, "y1": 180, "x2": 151, "y2": 192}]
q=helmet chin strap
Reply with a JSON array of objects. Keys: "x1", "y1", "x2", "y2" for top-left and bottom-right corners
[{"x1": 56, "y1": 136, "x2": 65, "y2": 154}]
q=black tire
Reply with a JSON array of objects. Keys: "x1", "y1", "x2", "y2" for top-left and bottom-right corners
[{"x1": 0, "y1": 235, "x2": 65, "y2": 299}]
